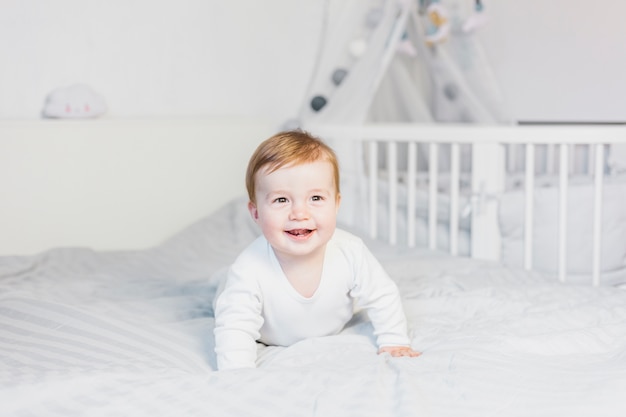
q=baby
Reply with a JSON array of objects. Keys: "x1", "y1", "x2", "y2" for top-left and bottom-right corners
[{"x1": 213, "y1": 130, "x2": 420, "y2": 370}]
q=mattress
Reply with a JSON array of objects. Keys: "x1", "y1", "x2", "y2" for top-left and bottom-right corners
[{"x1": 1, "y1": 197, "x2": 625, "y2": 417}]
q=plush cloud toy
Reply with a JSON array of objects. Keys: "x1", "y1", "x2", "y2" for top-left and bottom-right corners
[{"x1": 42, "y1": 84, "x2": 107, "y2": 119}]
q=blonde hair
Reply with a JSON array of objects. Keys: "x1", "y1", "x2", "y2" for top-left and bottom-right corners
[{"x1": 246, "y1": 130, "x2": 340, "y2": 204}]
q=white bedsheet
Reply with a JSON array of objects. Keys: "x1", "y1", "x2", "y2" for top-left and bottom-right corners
[{"x1": 1, "y1": 198, "x2": 625, "y2": 417}]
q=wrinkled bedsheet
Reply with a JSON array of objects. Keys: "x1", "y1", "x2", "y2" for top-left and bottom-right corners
[{"x1": 1, "y1": 198, "x2": 626, "y2": 417}]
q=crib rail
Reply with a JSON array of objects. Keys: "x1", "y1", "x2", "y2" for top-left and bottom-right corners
[{"x1": 307, "y1": 123, "x2": 626, "y2": 286}]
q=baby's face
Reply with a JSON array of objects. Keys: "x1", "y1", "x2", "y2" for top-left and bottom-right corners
[{"x1": 248, "y1": 160, "x2": 340, "y2": 263}]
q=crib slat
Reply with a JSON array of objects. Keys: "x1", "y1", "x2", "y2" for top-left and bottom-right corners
[
  {"x1": 470, "y1": 142, "x2": 504, "y2": 261},
  {"x1": 592, "y1": 144, "x2": 604, "y2": 286},
  {"x1": 507, "y1": 144, "x2": 518, "y2": 173},
  {"x1": 407, "y1": 142, "x2": 417, "y2": 247},
  {"x1": 429, "y1": 143, "x2": 438, "y2": 250},
  {"x1": 387, "y1": 141, "x2": 398, "y2": 245},
  {"x1": 588, "y1": 144, "x2": 595, "y2": 177},
  {"x1": 524, "y1": 143, "x2": 535, "y2": 270},
  {"x1": 546, "y1": 144, "x2": 556, "y2": 175},
  {"x1": 558, "y1": 144, "x2": 568, "y2": 283},
  {"x1": 368, "y1": 141, "x2": 378, "y2": 240},
  {"x1": 449, "y1": 143, "x2": 460, "y2": 256}
]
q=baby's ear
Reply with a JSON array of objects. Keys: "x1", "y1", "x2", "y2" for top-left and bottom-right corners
[{"x1": 247, "y1": 201, "x2": 259, "y2": 221}]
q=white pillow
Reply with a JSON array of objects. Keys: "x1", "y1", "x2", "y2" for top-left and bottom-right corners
[
  {"x1": 499, "y1": 180, "x2": 626, "y2": 285},
  {"x1": 609, "y1": 144, "x2": 626, "y2": 175}
]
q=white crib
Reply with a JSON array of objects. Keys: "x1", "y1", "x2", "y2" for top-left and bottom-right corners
[{"x1": 306, "y1": 123, "x2": 626, "y2": 286}]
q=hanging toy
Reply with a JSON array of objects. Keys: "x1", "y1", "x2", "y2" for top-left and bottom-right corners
[
  {"x1": 397, "y1": 31, "x2": 417, "y2": 57},
  {"x1": 310, "y1": 95, "x2": 328, "y2": 112},
  {"x1": 348, "y1": 38, "x2": 368, "y2": 58},
  {"x1": 331, "y1": 68, "x2": 348, "y2": 86},
  {"x1": 462, "y1": 0, "x2": 489, "y2": 33},
  {"x1": 425, "y1": 0, "x2": 450, "y2": 45},
  {"x1": 443, "y1": 83, "x2": 459, "y2": 101}
]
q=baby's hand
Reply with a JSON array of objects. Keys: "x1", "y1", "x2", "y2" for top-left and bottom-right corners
[{"x1": 378, "y1": 346, "x2": 421, "y2": 357}]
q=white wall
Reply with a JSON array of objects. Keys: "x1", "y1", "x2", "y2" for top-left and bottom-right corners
[
  {"x1": 0, "y1": 0, "x2": 322, "y2": 123},
  {"x1": 1, "y1": 0, "x2": 624, "y2": 123},
  {"x1": 1, "y1": 1, "x2": 624, "y2": 255},
  {"x1": 0, "y1": 118, "x2": 273, "y2": 255},
  {"x1": 476, "y1": 0, "x2": 626, "y2": 122}
]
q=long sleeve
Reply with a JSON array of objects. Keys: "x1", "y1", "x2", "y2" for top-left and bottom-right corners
[
  {"x1": 349, "y1": 243, "x2": 411, "y2": 348},
  {"x1": 213, "y1": 265, "x2": 264, "y2": 370}
]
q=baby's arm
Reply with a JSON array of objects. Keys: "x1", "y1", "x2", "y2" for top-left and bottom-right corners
[
  {"x1": 351, "y1": 243, "x2": 420, "y2": 357},
  {"x1": 213, "y1": 268, "x2": 263, "y2": 370}
]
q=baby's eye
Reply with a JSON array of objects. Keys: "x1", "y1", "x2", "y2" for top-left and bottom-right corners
[
  {"x1": 311, "y1": 195, "x2": 324, "y2": 201},
  {"x1": 274, "y1": 197, "x2": 288, "y2": 203}
]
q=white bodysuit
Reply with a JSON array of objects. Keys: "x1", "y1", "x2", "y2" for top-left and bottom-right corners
[{"x1": 213, "y1": 229, "x2": 411, "y2": 370}]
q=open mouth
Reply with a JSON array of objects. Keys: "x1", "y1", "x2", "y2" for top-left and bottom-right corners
[{"x1": 285, "y1": 229, "x2": 313, "y2": 237}]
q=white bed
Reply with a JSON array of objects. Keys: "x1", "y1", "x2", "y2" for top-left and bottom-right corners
[{"x1": 1, "y1": 119, "x2": 626, "y2": 417}]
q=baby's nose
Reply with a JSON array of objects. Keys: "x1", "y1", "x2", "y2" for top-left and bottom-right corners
[{"x1": 289, "y1": 202, "x2": 310, "y2": 220}]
